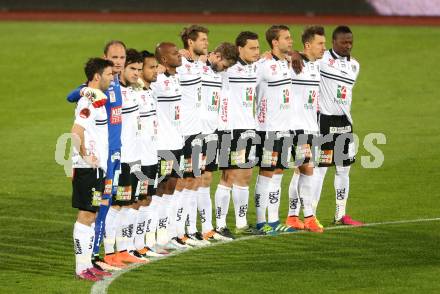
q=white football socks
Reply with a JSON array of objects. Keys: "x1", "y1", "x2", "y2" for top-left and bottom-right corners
[
  {"x1": 174, "y1": 190, "x2": 186, "y2": 238},
  {"x1": 311, "y1": 167, "x2": 327, "y2": 215},
  {"x1": 156, "y1": 196, "x2": 169, "y2": 246},
  {"x1": 254, "y1": 175, "x2": 271, "y2": 225},
  {"x1": 126, "y1": 208, "x2": 138, "y2": 252},
  {"x1": 268, "y1": 174, "x2": 283, "y2": 224},
  {"x1": 73, "y1": 221, "x2": 94, "y2": 274},
  {"x1": 214, "y1": 184, "x2": 231, "y2": 229},
  {"x1": 334, "y1": 166, "x2": 350, "y2": 221},
  {"x1": 288, "y1": 171, "x2": 300, "y2": 217},
  {"x1": 145, "y1": 196, "x2": 159, "y2": 249},
  {"x1": 134, "y1": 206, "x2": 149, "y2": 251},
  {"x1": 104, "y1": 206, "x2": 119, "y2": 254},
  {"x1": 197, "y1": 186, "x2": 213, "y2": 234},
  {"x1": 232, "y1": 184, "x2": 249, "y2": 229},
  {"x1": 186, "y1": 189, "x2": 198, "y2": 235},
  {"x1": 298, "y1": 173, "x2": 314, "y2": 217}
]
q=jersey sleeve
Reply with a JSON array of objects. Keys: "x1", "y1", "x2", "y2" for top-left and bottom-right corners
[
  {"x1": 74, "y1": 98, "x2": 94, "y2": 129},
  {"x1": 67, "y1": 83, "x2": 86, "y2": 103}
]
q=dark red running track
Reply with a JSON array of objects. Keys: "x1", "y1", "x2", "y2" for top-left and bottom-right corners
[{"x1": 1, "y1": 11, "x2": 439, "y2": 26}]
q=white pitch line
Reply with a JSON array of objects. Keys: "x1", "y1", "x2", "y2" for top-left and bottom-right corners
[{"x1": 90, "y1": 217, "x2": 440, "y2": 294}]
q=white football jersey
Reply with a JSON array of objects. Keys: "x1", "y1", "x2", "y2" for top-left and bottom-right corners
[
  {"x1": 319, "y1": 49, "x2": 360, "y2": 123},
  {"x1": 220, "y1": 58, "x2": 257, "y2": 130},
  {"x1": 291, "y1": 56, "x2": 321, "y2": 133},
  {"x1": 255, "y1": 55, "x2": 292, "y2": 131},
  {"x1": 200, "y1": 62, "x2": 222, "y2": 134},
  {"x1": 150, "y1": 72, "x2": 184, "y2": 151},
  {"x1": 176, "y1": 57, "x2": 203, "y2": 136},
  {"x1": 72, "y1": 97, "x2": 108, "y2": 171},
  {"x1": 138, "y1": 87, "x2": 158, "y2": 166},
  {"x1": 120, "y1": 84, "x2": 140, "y2": 163}
]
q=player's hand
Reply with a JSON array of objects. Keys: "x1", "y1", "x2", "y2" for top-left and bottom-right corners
[
  {"x1": 131, "y1": 78, "x2": 145, "y2": 91},
  {"x1": 83, "y1": 154, "x2": 99, "y2": 168},
  {"x1": 288, "y1": 50, "x2": 303, "y2": 74},
  {"x1": 80, "y1": 87, "x2": 107, "y2": 108},
  {"x1": 179, "y1": 49, "x2": 191, "y2": 60}
]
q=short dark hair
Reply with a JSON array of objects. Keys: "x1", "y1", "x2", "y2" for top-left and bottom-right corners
[
  {"x1": 103, "y1": 40, "x2": 126, "y2": 55},
  {"x1": 84, "y1": 58, "x2": 114, "y2": 82},
  {"x1": 140, "y1": 50, "x2": 155, "y2": 60},
  {"x1": 235, "y1": 31, "x2": 259, "y2": 48},
  {"x1": 180, "y1": 25, "x2": 209, "y2": 49},
  {"x1": 302, "y1": 25, "x2": 325, "y2": 45},
  {"x1": 214, "y1": 42, "x2": 239, "y2": 64},
  {"x1": 332, "y1": 25, "x2": 352, "y2": 40},
  {"x1": 125, "y1": 48, "x2": 143, "y2": 66},
  {"x1": 265, "y1": 25, "x2": 290, "y2": 49}
]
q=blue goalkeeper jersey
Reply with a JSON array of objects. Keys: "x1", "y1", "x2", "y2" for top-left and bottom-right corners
[{"x1": 66, "y1": 75, "x2": 122, "y2": 150}]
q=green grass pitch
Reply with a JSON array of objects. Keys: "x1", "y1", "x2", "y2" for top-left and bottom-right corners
[{"x1": 0, "y1": 21, "x2": 439, "y2": 293}]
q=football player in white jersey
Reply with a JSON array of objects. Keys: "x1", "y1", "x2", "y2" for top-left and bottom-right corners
[
  {"x1": 151, "y1": 42, "x2": 188, "y2": 249},
  {"x1": 286, "y1": 26, "x2": 326, "y2": 233},
  {"x1": 198, "y1": 42, "x2": 238, "y2": 241},
  {"x1": 174, "y1": 25, "x2": 210, "y2": 246},
  {"x1": 71, "y1": 58, "x2": 113, "y2": 281},
  {"x1": 214, "y1": 31, "x2": 262, "y2": 237},
  {"x1": 253, "y1": 25, "x2": 296, "y2": 234},
  {"x1": 314, "y1": 26, "x2": 363, "y2": 226},
  {"x1": 110, "y1": 49, "x2": 148, "y2": 264},
  {"x1": 129, "y1": 50, "x2": 166, "y2": 258}
]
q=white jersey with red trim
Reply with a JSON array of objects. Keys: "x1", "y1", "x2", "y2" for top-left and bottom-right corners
[
  {"x1": 255, "y1": 56, "x2": 292, "y2": 131},
  {"x1": 176, "y1": 57, "x2": 203, "y2": 136},
  {"x1": 150, "y1": 72, "x2": 184, "y2": 150},
  {"x1": 291, "y1": 57, "x2": 321, "y2": 133},
  {"x1": 72, "y1": 97, "x2": 108, "y2": 171},
  {"x1": 219, "y1": 59, "x2": 257, "y2": 131},
  {"x1": 319, "y1": 49, "x2": 360, "y2": 123},
  {"x1": 120, "y1": 84, "x2": 140, "y2": 163},
  {"x1": 138, "y1": 87, "x2": 158, "y2": 166},
  {"x1": 200, "y1": 63, "x2": 222, "y2": 134}
]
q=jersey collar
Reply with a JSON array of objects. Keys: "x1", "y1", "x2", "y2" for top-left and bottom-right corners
[
  {"x1": 329, "y1": 48, "x2": 351, "y2": 61},
  {"x1": 238, "y1": 57, "x2": 249, "y2": 66}
]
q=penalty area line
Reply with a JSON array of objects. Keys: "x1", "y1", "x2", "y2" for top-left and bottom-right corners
[{"x1": 91, "y1": 216, "x2": 440, "y2": 294}]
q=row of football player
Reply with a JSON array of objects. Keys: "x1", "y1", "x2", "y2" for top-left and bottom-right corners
[{"x1": 68, "y1": 24, "x2": 363, "y2": 281}]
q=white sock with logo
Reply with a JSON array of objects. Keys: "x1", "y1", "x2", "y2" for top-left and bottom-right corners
[
  {"x1": 334, "y1": 166, "x2": 350, "y2": 221},
  {"x1": 254, "y1": 175, "x2": 271, "y2": 225},
  {"x1": 104, "y1": 207, "x2": 119, "y2": 254},
  {"x1": 311, "y1": 167, "x2": 327, "y2": 215},
  {"x1": 268, "y1": 174, "x2": 283, "y2": 224},
  {"x1": 299, "y1": 173, "x2": 314, "y2": 217},
  {"x1": 145, "y1": 196, "x2": 159, "y2": 248},
  {"x1": 134, "y1": 206, "x2": 149, "y2": 251},
  {"x1": 214, "y1": 184, "x2": 231, "y2": 230},
  {"x1": 174, "y1": 190, "x2": 186, "y2": 238},
  {"x1": 288, "y1": 171, "x2": 301, "y2": 217},
  {"x1": 163, "y1": 193, "x2": 176, "y2": 240},
  {"x1": 197, "y1": 186, "x2": 213, "y2": 234},
  {"x1": 156, "y1": 196, "x2": 169, "y2": 246},
  {"x1": 116, "y1": 207, "x2": 130, "y2": 252},
  {"x1": 232, "y1": 184, "x2": 249, "y2": 229},
  {"x1": 73, "y1": 221, "x2": 94, "y2": 275},
  {"x1": 186, "y1": 189, "x2": 198, "y2": 235}
]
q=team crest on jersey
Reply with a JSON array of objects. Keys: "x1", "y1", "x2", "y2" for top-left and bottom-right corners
[
  {"x1": 164, "y1": 80, "x2": 170, "y2": 90},
  {"x1": 121, "y1": 91, "x2": 127, "y2": 100},
  {"x1": 109, "y1": 90, "x2": 116, "y2": 103},
  {"x1": 329, "y1": 59, "x2": 335, "y2": 66},
  {"x1": 270, "y1": 64, "x2": 277, "y2": 75},
  {"x1": 203, "y1": 66, "x2": 209, "y2": 73},
  {"x1": 79, "y1": 108, "x2": 90, "y2": 119},
  {"x1": 185, "y1": 63, "x2": 192, "y2": 73},
  {"x1": 337, "y1": 85, "x2": 347, "y2": 99}
]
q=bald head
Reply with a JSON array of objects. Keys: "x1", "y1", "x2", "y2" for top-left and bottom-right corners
[{"x1": 155, "y1": 42, "x2": 182, "y2": 68}]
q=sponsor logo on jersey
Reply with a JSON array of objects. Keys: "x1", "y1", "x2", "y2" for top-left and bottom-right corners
[
  {"x1": 110, "y1": 106, "x2": 122, "y2": 124},
  {"x1": 337, "y1": 85, "x2": 347, "y2": 99},
  {"x1": 79, "y1": 108, "x2": 90, "y2": 119}
]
